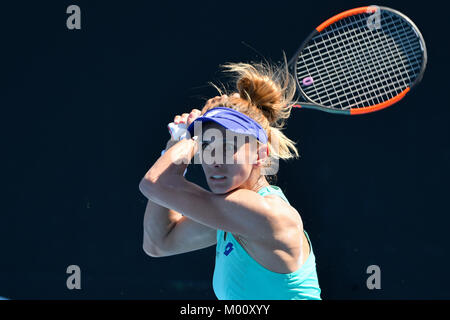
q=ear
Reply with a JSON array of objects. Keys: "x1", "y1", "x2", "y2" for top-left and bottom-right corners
[{"x1": 255, "y1": 144, "x2": 269, "y2": 166}]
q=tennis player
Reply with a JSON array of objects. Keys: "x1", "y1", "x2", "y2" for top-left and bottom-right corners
[{"x1": 139, "y1": 61, "x2": 321, "y2": 300}]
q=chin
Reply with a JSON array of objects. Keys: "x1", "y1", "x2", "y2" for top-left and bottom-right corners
[
  {"x1": 208, "y1": 183, "x2": 231, "y2": 195},
  {"x1": 209, "y1": 186, "x2": 228, "y2": 195}
]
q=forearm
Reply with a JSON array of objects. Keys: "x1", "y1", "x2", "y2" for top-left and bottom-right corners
[{"x1": 164, "y1": 139, "x2": 178, "y2": 153}]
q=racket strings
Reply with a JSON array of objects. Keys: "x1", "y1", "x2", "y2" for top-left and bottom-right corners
[
  {"x1": 323, "y1": 17, "x2": 375, "y2": 108},
  {"x1": 333, "y1": 16, "x2": 390, "y2": 108},
  {"x1": 302, "y1": 13, "x2": 421, "y2": 108},
  {"x1": 346, "y1": 14, "x2": 409, "y2": 108},
  {"x1": 354, "y1": 14, "x2": 415, "y2": 108},
  {"x1": 300, "y1": 13, "x2": 420, "y2": 108},
  {"x1": 302, "y1": 12, "x2": 418, "y2": 102},
  {"x1": 300, "y1": 47, "x2": 421, "y2": 107},
  {"x1": 299, "y1": 22, "x2": 421, "y2": 73},
  {"x1": 305, "y1": 17, "x2": 407, "y2": 107},
  {"x1": 385, "y1": 14, "x2": 422, "y2": 80},
  {"x1": 296, "y1": 10, "x2": 424, "y2": 110}
]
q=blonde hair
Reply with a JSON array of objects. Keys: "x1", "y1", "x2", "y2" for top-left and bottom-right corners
[{"x1": 201, "y1": 57, "x2": 300, "y2": 179}]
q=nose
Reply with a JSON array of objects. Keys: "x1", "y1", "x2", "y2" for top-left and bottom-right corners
[{"x1": 203, "y1": 147, "x2": 228, "y2": 166}]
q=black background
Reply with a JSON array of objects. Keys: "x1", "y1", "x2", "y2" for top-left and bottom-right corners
[{"x1": 0, "y1": 0, "x2": 448, "y2": 299}]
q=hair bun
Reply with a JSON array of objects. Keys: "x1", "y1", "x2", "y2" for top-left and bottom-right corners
[
  {"x1": 237, "y1": 76, "x2": 282, "y2": 125},
  {"x1": 205, "y1": 59, "x2": 300, "y2": 163}
]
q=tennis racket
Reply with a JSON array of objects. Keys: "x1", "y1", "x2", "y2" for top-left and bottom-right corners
[{"x1": 288, "y1": 5, "x2": 427, "y2": 115}]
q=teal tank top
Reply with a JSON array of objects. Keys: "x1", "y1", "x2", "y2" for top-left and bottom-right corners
[{"x1": 212, "y1": 185, "x2": 321, "y2": 300}]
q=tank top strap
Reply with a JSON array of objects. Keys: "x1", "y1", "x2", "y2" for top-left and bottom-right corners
[{"x1": 257, "y1": 185, "x2": 290, "y2": 205}]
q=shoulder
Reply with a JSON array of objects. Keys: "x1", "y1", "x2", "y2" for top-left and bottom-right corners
[
  {"x1": 263, "y1": 193, "x2": 301, "y2": 220},
  {"x1": 256, "y1": 193, "x2": 303, "y2": 236},
  {"x1": 232, "y1": 193, "x2": 306, "y2": 270}
]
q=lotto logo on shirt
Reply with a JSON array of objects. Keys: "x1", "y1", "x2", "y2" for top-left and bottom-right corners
[{"x1": 224, "y1": 242, "x2": 234, "y2": 256}]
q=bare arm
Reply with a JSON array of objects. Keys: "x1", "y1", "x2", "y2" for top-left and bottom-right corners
[
  {"x1": 143, "y1": 199, "x2": 217, "y2": 257},
  {"x1": 143, "y1": 128, "x2": 216, "y2": 257},
  {"x1": 142, "y1": 139, "x2": 182, "y2": 253},
  {"x1": 141, "y1": 98, "x2": 264, "y2": 256},
  {"x1": 139, "y1": 137, "x2": 288, "y2": 242},
  {"x1": 144, "y1": 211, "x2": 217, "y2": 257}
]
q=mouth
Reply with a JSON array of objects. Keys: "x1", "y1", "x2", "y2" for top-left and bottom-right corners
[{"x1": 209, "y1": 175, "x2": 227, "y2": 181}]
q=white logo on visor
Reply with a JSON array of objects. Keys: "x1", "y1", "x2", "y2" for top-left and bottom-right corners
[{"x1": 205, "y1": 109, "x2": 222, "y2": 117}]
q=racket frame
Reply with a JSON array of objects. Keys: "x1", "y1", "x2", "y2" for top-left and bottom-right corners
[{"x1": 288, "y1": 6, "x2": 427, "y2": 115}]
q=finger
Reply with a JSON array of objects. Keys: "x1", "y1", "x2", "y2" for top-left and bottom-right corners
[
  {"x1": 187, "y1": 110, "x2": 201, "y2": 125},
  {"x1": 191, "y1": 136, "x2": 199, "y2": 156},
  {"x1": 189, "y1": 109, "x2": 202, "y2": 118},
  {"x1": 174, "y1": 115, "x2": 181, "y2": 124},
  {"x1": 180, "y1": 113, "x2": 190, "y2": 123}
]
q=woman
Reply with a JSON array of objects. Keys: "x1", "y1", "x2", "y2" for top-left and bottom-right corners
[{"x1": 139, "y1": 61, "x2": 321, "y2": 300}]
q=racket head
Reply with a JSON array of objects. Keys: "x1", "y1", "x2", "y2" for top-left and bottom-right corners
[{"x1": 291, "y1": 6, "x2": 427, "y2": 115}]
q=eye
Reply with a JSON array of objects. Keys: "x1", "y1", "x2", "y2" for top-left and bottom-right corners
[{"x1": 224, "y1": 143, "x2": 234, "y2": 152}]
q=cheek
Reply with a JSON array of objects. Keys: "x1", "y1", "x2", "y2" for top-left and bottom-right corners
[
  {"x1": 234, "y1": 147, "x2": 257, "y2": 166},
  {"x1": 227, "y1": 163, "x2": 253, "y2": 184}
]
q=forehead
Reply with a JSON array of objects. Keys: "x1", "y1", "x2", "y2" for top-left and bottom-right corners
[{"x1": 202, "y1": 121, "x2": 226, "y2": 134}]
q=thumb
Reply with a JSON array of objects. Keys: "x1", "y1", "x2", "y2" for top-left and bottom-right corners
[
  {"x1": 190, "y1": 136, "x2": 199, "y2": 155},
  {"x1": 192, "y1": 134, "x2": 199, "y2": 145}
]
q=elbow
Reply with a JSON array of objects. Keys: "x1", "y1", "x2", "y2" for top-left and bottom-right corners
[
  {"x1": 142, "y1": 229, "x2": 168, "y2": 258},
  {"x1": 139, "y1": 174, "x2": 157, "y2": 199},
  {"x1": 142, "y1": 241, "x2": 165, "y2": 258}
]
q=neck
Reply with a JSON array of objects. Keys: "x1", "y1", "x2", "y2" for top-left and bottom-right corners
[
  {"x1": 253, "y1": 178, "x2": 270, "y2": 193},
  {"x1": 241, "y1": 170, "x2": 270, "y2": 193}
]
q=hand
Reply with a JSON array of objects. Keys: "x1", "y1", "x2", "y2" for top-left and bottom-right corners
[
  {"x1": 173, "y1": 108, "x2": 202, "y2": 127},
  {"x1": 165, "y1": 108, "x2": 202, "y2": 154},
  {"x1": 168, "y1": 108, "x2": 202, "y2": 142}
]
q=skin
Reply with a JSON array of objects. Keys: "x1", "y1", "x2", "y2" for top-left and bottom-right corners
[
  {"x1": 140, "y1": 95, "x2": 310, "y2": 274},
  {"x1": 200, "y1": 122, "x2": 266, "y2": 195}
]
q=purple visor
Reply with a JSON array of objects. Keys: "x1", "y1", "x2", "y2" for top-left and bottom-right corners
[{"x1": 187, "y1": 107, "x2": 268, "y2": 144}]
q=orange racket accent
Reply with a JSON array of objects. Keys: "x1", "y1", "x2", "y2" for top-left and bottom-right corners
[
  {"x1": 350, "y1": 87, "x2": 410, "y2": 115},
  {"x1": 316, "y1": 6, "x2": 377, "y2": 32}
]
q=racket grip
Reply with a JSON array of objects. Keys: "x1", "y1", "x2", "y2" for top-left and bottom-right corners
[{"x1": 167, "y1": 122, "x2": 188, "y2": 141}]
